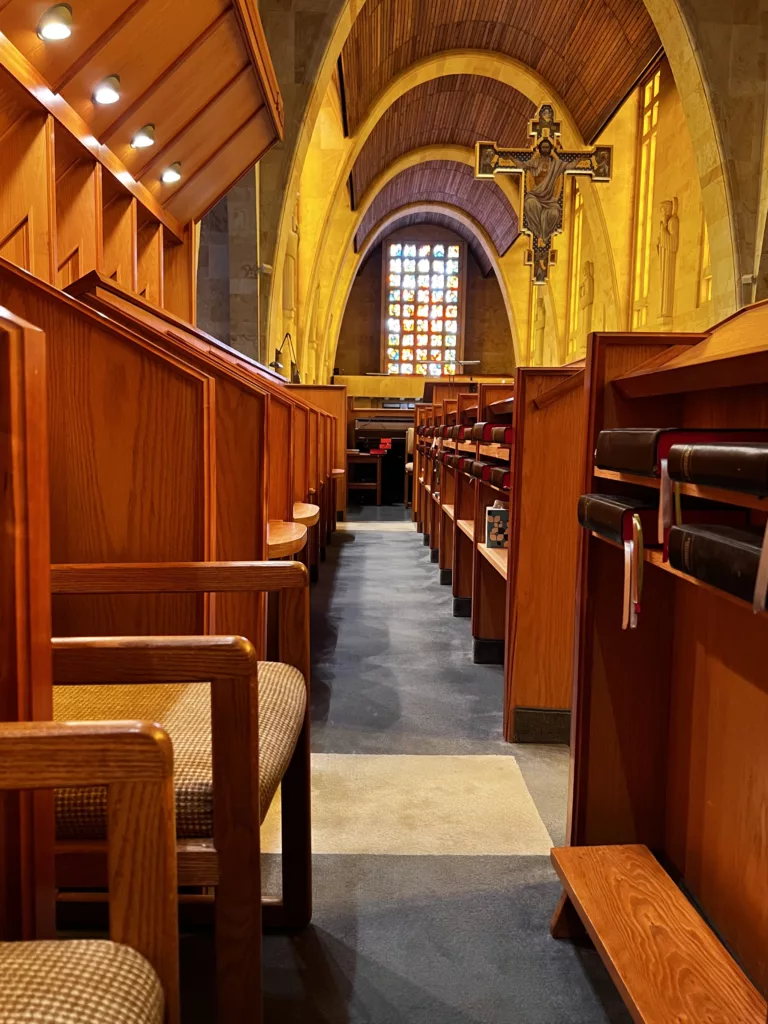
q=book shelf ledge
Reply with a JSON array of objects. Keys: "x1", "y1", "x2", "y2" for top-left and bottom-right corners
[
  {"x1": 443, "y1": 503, "x2": 455, "y2": 520},
  {"x1": 551, "y1": 844, "x2": 766, "y2": 1024},
  {"x1": 457, "y1": 519, "x2": 474, "y2": 540},
  {"x1": 478, "y1": 542, "x2": 508, "y2": 580},
  {"x1": 479, "y1": 444, "x2": 512, "y2": 459},
  {"x1": 593, "y1": 467, "x2": 768, "y2": 512},
  {"x1": 590, "y1": 532, "x2": 762, "y2": 613},
  {"x1": 444, "y1": 440, "x2": 476, "y2": 453}
]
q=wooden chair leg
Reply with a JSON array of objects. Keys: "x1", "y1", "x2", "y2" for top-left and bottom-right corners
[
  {"x1": 211, "y1": 677, "x2": 263, "y2": 1024},
  {"x1": 275, "y1": 722, "x2": 312, "y2": 929},
  {"x1": 264, "y1": 581, "x2": 313, "y2": 931}
]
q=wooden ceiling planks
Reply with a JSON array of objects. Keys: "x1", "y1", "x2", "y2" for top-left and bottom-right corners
[
  {"x1": 340, "y1": 0, "x2": 661, "y2": 144},
  {"x1": 0, "y1": 0, "x2": 283, "y2": 227},
  {"x1": 350, "y1": 75, "x2": 536, "y2": 206},
  {"x1": 361, "y1": 210, "x2": 495, "y2": 276},
  {"x1": 354, "y1": 161, "x2": 519, "y2": 256}
]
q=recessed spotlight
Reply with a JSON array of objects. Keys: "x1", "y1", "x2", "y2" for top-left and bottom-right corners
[
  {"x1": 37, "y1": 4, "x2": 72, "y2": 41},
  {"x1": 131, "y1": 123, "x2": 155, "y2": 149},
  {"x1": 161, "y1": 162, "x2": 182, "y2": 184},
  {"x1": 93, "y1": 75, "x2": 121, "y2": 106}
]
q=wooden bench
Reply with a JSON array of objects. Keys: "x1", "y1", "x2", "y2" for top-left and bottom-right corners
[
  {"x1": 0, "y1": 287, "x2": 312, "y2": 1024},
  {"x1": 556, "y1": 312, "x2": 768, "y2": 1020},
  {"x1": 552, "y1": 845, "x2": 766, "y2": 1024}
]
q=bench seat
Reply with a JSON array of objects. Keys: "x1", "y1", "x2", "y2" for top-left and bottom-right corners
[
  {"x1": 0, "y1": 940, "x2": 163, "y2": 1024},
  {"x1": 552, "y1": 844, "x2": 767, "y2": 1023},
  {"x1": 54, "y1": 662, "x2": 306, "y2": 840}
]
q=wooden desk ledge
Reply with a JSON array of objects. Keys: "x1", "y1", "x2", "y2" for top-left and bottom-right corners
[
  {"x1": 551, "y1": 845, "x2": 766, "y2": 1024},
  {"x1": 457, "y1": 519, "x2": 474, "y2": 540},
  {"x1": 268, "y1": 520, "x2": 308, "y2": 558},
  {"x1": 478, "y1": 543, "x2": 508, "y2": 580},
  {"x1": 293, "y1": 502, "x2": 321, "y2": 527}
]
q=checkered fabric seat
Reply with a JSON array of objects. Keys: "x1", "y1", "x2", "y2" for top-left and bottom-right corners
[
  {"x1": 0, "y1": 940, "x2": 162, "y2": 1024},
  {"x1": 54, "y1": 661, "x2": 306, "y2": 840}
]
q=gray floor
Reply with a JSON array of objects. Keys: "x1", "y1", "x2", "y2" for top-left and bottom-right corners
[{"x1": 256, "y1": 510, "x2": 631, "y2": 1023}]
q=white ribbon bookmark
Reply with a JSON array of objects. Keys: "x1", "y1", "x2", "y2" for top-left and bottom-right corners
[
  {"x1": 622, "y1": 515, "x2": 645, "y2": 630},
  {"x1": 752, "y1": 519, "x2": 768, "y2": 614},
  {"x1": 622, "y1": 538, "x2": 633, "y2": 630},
  {"x1": 659, "y1": 457, "x2": 672, "y2": 549}
]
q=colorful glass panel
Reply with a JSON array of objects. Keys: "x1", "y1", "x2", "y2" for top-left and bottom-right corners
[{"x1": 383, "y1": 241, "x2": 462, "y2": 373}]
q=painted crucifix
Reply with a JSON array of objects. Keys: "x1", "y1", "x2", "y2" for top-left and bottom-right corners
[{"x1": 475, "y1": 104, "x2": 612, "y2": 284}]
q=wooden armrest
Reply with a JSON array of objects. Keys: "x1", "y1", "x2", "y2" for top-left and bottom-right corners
[
  {"x1": 0, "y1": 720, "x2": 172, "y2": 789},
  {"x1": 0, "y1": 722, "x2": 179, "y2": 1024},
  {"x1": 50, "y1": 560, "x2": 308, "y2": 594},
  {"x1": 52, "y1": 636, "x2": 257, "y2": 686}
]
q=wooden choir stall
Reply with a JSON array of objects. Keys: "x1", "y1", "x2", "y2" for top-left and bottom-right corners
[
  {"x1": 413, "y1": 367, "x2": 584, "y2": 743},
  {"x1": 0, "y1": 4, "x2": 344, "y2": 1023}
]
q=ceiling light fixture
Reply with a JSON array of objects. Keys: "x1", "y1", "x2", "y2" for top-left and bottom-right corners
[
  {"x1": 161, "y1": 162, "x2": 182, "y2": 184},
  {"x1": 37, "y1": 4, "x2": 72, "y2": 41},
  {"x1": 93, "y1": 75, "x2": 121, "y2": 106},
  {"x1": 130, "y1": 123, "x2": 155, "y2": 149}
]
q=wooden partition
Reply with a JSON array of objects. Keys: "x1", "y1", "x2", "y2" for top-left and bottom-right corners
[
  {"x1": 553, "y1": 314, "x2": 768, "y2": 1020},
  {"x1": 0, "y1": 258, "x2": 272, "y2": 653},
  {"x1": 289, "y1": 385, "x2": 347, "y2": 518},
  {"x1": 0, "y1": 309, "x2": 54, "y2": 940},
  {"x1": 505, "y1": 366, "x2": 585, "y2": 742},
  {"x1": 0, "y1": 73, "x2": 54, "y2": 283},
  {"x1": 66, "y1": 273, "x2": 339, "y2": 554}
]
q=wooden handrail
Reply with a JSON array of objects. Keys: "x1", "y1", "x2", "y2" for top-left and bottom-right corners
[
  {"x1": 52, "y1": 636, "x2": 258, "y2": 685},
  {"x1": 0, "y1": 722, "x2": 179, "y2": 1024},
  {"x1": 51, "y1": 561, "x2": 308, "y2": 594}
]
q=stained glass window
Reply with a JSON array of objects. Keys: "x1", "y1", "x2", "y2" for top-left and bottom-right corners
[{"x1": 384, "y1": 240, "x2": 462, "y2": 375}]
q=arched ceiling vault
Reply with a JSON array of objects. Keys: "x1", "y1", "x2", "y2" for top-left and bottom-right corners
[
  {"x1": 354, "y1": 161, "x2": 519, "y2": 256},
  {"x1": 350, "y1": 75, "x2": 536, "y2": 205},
  {"x1": 340, "y1": 0, "x2": 661, "y2": 144},
  {"x1": 360, "y1": 208, "x2": 497, "y2": 276}
]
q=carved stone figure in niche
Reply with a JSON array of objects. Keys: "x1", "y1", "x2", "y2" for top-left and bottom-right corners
[
  {"x1": 283, "y1": 197, "x2": 299, "y2": 338},
  {"x1": 657, "y1": 198, "x2": 679, "y2": 320},
  {"x1": 533, "y1": 293, "x2": 546, "y2": 365},
  {"x1": 475, "y1": 103, "x2": 612, "y2": 284},
  {"x1": 579, "y1": 260, "x2": 594, "y2": 336}
]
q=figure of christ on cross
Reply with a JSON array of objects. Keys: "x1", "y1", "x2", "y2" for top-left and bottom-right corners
[{"x1": 475, "y1": 104, "x2": 612, "y2": 284}]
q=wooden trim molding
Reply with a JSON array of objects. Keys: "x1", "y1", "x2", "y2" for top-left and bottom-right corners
[
  {"x1": 231, "y1": 0, "x2": 284, "y2": 140},
  {"x1": 0, "y1": 31, "x2": 185, "y2": 239}
]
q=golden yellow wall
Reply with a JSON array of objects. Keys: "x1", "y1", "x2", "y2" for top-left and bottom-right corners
[
  {"x1": 562, "y1": 57, "x2": 714, "y2": 360},
  {"x1": 281, "y1": 53, "x2": 725, "y2": 380}
]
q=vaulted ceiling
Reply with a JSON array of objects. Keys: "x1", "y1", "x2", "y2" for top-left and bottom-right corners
[
  {"x1": 0, "y1": 0, "x2": 282, "y2": 225},
  {"x1": 340, "y1": 0, "x2": 661, "y2": 144},
  {"x1": 361, "y1": 210, "x2": 496, "y2": 276},
  {"x1": 350, "y1": 75, "x2": 536, "y2": 206},
  {"x1": 354, "y1": 161, "x2": 518, "y2": 256}
]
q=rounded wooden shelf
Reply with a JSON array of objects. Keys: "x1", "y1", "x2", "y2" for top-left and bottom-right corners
[
  {"x1": 293, "y1": 501, "x2": 320, "y2": 527},
  {"x1": 268, "y1": 520, "x2": 308, "y2": 558},
  {"x1": 332, "y1": 467, "x2": 345, "y2": 477}
]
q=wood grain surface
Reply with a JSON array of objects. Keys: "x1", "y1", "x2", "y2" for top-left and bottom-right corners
[{"x1": 552, "y1": 844, "x2": 766, "y2": 1024}]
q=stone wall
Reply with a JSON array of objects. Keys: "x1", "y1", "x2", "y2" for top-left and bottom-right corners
[
  {"x1": 336, "y1": 240, "x2": 514, "y2": 376},
  {"x1": 197, "y1": 170, "x2": 260, "y2": 359}
]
